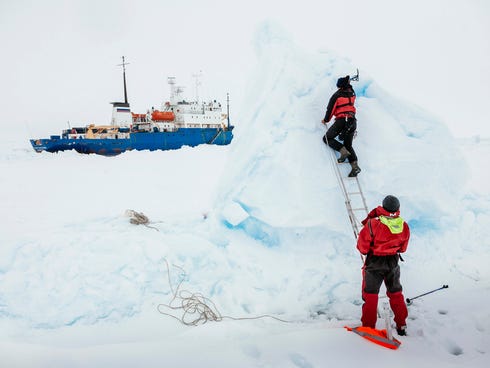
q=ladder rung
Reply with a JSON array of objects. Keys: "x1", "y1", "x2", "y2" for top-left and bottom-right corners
[{"x1": 329, "y1": 149, "x2": 368, "y2": 240}]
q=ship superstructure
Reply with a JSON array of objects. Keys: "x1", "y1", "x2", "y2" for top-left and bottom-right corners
[{"x1": 30, "y1": 58, "x2": 234, "y2": 156}]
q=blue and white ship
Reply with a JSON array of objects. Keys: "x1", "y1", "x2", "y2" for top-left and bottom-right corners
[{"x1": 30, "y1": 58, "x2": 234, "y2": 156}]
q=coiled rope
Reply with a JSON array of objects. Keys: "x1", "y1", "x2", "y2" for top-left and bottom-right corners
[
  {"x1": 125, "y1": 209, "x2": 159, "y2": 231},
  {"x1": 157, "y1": 259, "x2": 291, "y2": 325}
]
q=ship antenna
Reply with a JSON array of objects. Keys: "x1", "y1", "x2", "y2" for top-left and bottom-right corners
[
  {"x1": 192, "y1": 70, "x2": 203, "y2": 103},
  {"x1": 118, "y1": 56, "x2": 130, "y2": 104},
  {"x1": 227, "y1": 93, "x2": 230, "y2": 129},
  {"x1": 168, "y1": 77, "x2": 176, "y2": 105}
]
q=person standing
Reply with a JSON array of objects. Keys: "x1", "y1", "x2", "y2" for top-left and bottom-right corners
[
  {"x1": 356, "y1": 195, "x2": 410, "y2": 336},
  {"x1": 321, "y1": 75, "x2": 361, "y2": 177}
]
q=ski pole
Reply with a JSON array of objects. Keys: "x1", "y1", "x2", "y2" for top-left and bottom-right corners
[{"x1": 406, "y1": 285, "x2": 448, "y2": 305}]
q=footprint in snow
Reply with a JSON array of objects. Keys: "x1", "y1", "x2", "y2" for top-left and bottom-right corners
[
  {"x1": 443, "y1": 338, "x2": 464, "y2": 356},
  {"x1": 242, "y1": 345, "x2": 261, "y2": 360},
  {"x1": 290, "y1": 353, "x2": 314, "y2": 368}
]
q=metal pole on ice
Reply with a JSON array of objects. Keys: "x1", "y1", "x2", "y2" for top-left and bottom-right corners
[{"x1": 406, "y1": 285, "x2": 448, "y2": 305}]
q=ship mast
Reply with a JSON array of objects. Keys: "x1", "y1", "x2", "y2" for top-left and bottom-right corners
[
  {"x1": 110, "y1": 57, "x2": 132, "y2": 127},
  {"x1": 227, "y1": 93, "x2": 230, "y2": 129},
  {"x1": 118, "y1": 56, "x2": 130, "y2": 104}
]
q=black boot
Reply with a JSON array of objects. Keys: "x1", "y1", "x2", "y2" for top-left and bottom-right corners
[
  {"x1": 337, "y1": 146, "x2": 351, "y2": 163},
  {"x1": 348, "y1": 161, "x2": 361, "y2": 177},
  {"x1": 396, "y1": 326, "x2": 407, "y2": 336},
  {"x1": 322, "y1": 135, "x2": 327, "y2": 145}
]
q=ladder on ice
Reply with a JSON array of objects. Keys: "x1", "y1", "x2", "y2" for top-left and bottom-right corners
[
  {"x1": 329, "y1": 150, "x2": 369, "y2": 239},
  {"x1": 329, "y1": 149, "x2": 399, "y2": 343}
]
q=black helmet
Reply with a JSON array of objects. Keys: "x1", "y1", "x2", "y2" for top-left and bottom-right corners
[
  {"x1": 336, "y1": 75, "x2": 350, "y2": 88},
  {"x1": 382, "y1": 195, "x2": 400, "y2": 213}
]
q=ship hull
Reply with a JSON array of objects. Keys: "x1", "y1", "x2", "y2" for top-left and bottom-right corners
[{"x1": 30, "y1": 127, "x2": 234, "y2": 156}]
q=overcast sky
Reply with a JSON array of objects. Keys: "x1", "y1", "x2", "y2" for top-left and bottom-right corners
[{"x1": 1, "y1": 0, "x2": 489, "y2": 137}]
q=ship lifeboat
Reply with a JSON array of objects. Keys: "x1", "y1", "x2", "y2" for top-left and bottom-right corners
[{"x1": 151, "y1": 111, "x2": 175, "y2": 122}]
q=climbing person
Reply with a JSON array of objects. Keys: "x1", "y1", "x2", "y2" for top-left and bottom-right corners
[
  {"x1": 321, "y1": 75, "x2": 360, "y2": 177},
  {"x1": 356, "y1": 195, "x2": 410, "y2": 336}
]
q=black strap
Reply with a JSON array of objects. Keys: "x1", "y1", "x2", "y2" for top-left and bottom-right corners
[
  {"x1": 368, "y1": 219, "x2": 374, "y2": 241},
  {"x1": 336, "y1": 97, "x2": 354, "y2": 108}
]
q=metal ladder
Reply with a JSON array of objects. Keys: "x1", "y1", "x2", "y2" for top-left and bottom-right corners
[
  {"x1": 328, "y1": 149, "x2": 369, "y2": 239},
  {"x1": 329, "y1": 148, "x2": 396, "y2": 339}
]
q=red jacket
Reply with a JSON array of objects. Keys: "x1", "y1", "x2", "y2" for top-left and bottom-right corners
[{"x1": 357, "y1": 206, "x2": 410, "y2": 256}]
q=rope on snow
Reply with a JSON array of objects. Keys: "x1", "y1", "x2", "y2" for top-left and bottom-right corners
[
  {"x1": 125, "y1": 209, "x2": 159, "y2": 231},
  {"x1": 157, "y1": 258, "x2": 291, "y2": 325}
]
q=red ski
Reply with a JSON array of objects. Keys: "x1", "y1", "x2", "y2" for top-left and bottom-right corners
[{"x1": 345, "y1": 326, "x2": 401, "y2": 350}]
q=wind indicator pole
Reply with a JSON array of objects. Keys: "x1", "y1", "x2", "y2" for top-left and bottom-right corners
[
  {"x1": 350, "y1": 68, "x2": 359, "y2": 82},
  {"x1": 118, "y1": 56, "x2": 130, "y2": 104}
]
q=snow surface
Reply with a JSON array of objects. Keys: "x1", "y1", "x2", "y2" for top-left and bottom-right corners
[{"x1": 1, "y1": 23, "x2": 490, "y2": 368}]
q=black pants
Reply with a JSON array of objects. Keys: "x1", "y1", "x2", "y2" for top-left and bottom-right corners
[
  {"x1": 324, "y1": 117, "x2": 357, "y2": 162},
  {"x1": 363, "y1": 254, "x2": 402, "y2": 294}
]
